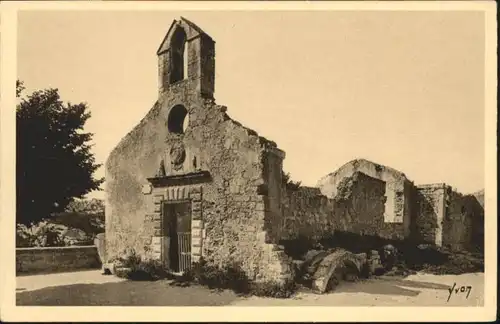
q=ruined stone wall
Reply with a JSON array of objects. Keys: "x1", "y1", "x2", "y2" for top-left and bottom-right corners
[
  {"x1": 333, "y1": 172, "x2": 406, "y2": 240},
  {"x1": 442, "y1": 189, "x2": 485, "y2": 252},
  {"x1": 281, "y1": 186, "x2": 335, "y2": 241},
  {"x1": 317, "y1": 159, "x2": 410, "y2": 226},
  {"x1": 189, "y1": 114, "x2": 291, "y2": 282},
  {"x1": 402, "y1": 180, "x2": 414, "y2": 238},
  {"x1": 280, "y1": 172, "x2": 406, "y2": 243},
  {"x1": 262, "y1": 150, "x2": 285, "y2": 243},
  {"x1": 412, "y1": 184, "x2": 446, "y2": 246}
]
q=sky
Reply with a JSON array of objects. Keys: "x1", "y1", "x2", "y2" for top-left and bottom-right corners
[{"x1": 17, "y1": 10, "x2": 486, "y2": 199}]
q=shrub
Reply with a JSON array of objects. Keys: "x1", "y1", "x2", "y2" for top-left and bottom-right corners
[
  {"x1": 417, "y1": 251, "x2": 484, "y2": 275},
  {"x1": 250, "y1": 279, "x2": 297, "y2": 299},
  {"x1": 16, "y1": 221, "x2": 67, "y2": 247},
  {"x1": 172, "y1": 258, "x2": 298, "y2": 298},
  {"x1": 282, "y1": 171, "x2": 302, "y2": 191},
  {"x1": 174, "y1": 258, "x2": 251, "y2": 294},
  {"x1": 114, "y1": 249, "x2": 172, "y2": 281},
  {"x1": 16, "y1": 220, "x2": 96, "y2": 248}
]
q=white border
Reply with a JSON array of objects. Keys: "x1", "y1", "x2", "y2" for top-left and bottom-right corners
[{"x1": 0, "y1": 1, "x2": 497, "y2": 322}]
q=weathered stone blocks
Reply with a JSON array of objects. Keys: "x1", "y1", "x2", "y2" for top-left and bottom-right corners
[
  {"x1": 153, "y1": 195, "x2": 164, "y2": 204},
  {"x1": 192, "y1": 219, "x2": 203, "y2": 229}
]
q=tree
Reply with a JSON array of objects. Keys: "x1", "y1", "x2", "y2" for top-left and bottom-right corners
[
  {"x1": 65, "y1": 198, "x2": 104, "y2": 215},
  {"x1": 282, "y1": 171, "x2": 301, "y2": 191},
  {"x1": 16, "y1": 81, "x2": 104, "y2": 225}
]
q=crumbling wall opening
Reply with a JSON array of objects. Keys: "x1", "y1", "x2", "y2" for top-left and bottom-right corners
[
  {"x1": 167, "y1": 105, "x2": 189, "y2": 134},
  {"x1": 170, "y1": 27, "x2": 188, "y2": 84}
]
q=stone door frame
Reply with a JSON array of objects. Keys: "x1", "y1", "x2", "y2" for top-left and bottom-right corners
[
  {"x1": 147, "y1": 184, "x2": 204, "y2": 269},
  {"x1": 162, "y1": 199, "x2": 191, "y2": 272}
]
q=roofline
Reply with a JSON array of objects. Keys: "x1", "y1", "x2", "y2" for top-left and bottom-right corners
[
  {"x1": 156, "y1": 19, "x2": 178, "y2": 55},
  {"x1": 327, "y1": 158, "x2": 408, "y2": 178},
  {"x1": 156, "y1": 17, "x2": 214, "y2": 56}
]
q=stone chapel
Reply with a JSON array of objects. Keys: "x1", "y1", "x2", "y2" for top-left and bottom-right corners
[
  {"x1": 105, "y1": 17, "x2": 484, "y2": 283},
  {"x1": 105, "y1": 17, "x2": 293, "y2": 282}
]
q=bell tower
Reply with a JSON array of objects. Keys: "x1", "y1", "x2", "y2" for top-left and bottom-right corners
[{"x1": 156, "y1": 17, "x2": 215, "y2": 99}]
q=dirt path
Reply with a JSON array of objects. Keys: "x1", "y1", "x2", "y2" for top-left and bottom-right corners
[
  {"x1": 231, "y1": 272, "x2": 484, "y2": 306},
  {"x1": 16, "y1": 270, "x2": 238, "y2": 306},
  {"x1": 16, "y1": 269, "x2": 126, "y2": 293},
  {"x1": 17, "y1": 270, "x2": 484, "y2": 306}
]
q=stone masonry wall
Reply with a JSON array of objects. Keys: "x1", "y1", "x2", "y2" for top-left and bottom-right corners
[
  {"x1": 16, "y1": 246, "x2": 100, "y2": 275},
  {"x1": 333, "y1": 172, "x2": 406, "y2": 240},
  {"x1": 402, "y1": 180, "x2": 414, "y2": 238},
  {"x1": 106, "y1": 94, "x2": 292, "y2": 282},
  {"x1": 317, "y1": 159, "x2": 410, "y2": 226},
  {"x1": 412, "y1": 184, "x2": 446, "y2": 246},
  {"x1": 281, "y1": 186, "x2": 335, "y2": 241},
  {"x1": 262, "y1": 150, "x2": 286, "y2": 244},
  {"x1": 280, "y1": 172, "x2": 406, "y2": 243},
  {"x1": 442, "y1": 188, "x2": 485, "y2": 252},
  {"x1": 106, "y1": 18, "x2": 294, "y2": 283}
]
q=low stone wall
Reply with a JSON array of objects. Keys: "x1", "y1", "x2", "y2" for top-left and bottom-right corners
[{"x1": 16, "y1": 245, "x2": 101, "y2": 275}]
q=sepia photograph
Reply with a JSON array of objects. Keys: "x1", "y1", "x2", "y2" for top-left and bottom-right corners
[{"x1": 0, "y1": 1, "x2": 497, "y2": 322}]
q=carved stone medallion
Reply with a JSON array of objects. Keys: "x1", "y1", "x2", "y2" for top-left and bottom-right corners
[
  {"x1": 170, "y1": 142, "x2": 186, "y2": 171},
  {"x1": 141, "y1": 184, "x2": 153, "y2": 195}
]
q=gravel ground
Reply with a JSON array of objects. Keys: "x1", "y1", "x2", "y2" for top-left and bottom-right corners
[
  {"x1": 231, "y1": 272, "x2": 485, "y2": 306},
  {"x1": 16, "y1": 270, "x2": 484, "y2": 306}
]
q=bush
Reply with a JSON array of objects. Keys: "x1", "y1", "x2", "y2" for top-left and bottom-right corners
[
  {"x1": 250, "y1": 280, "x2": 297, "y2": 299},
  {"x1": 113, "y1": 251, "x2": 299, "y2": 298},
  {"x1": 282, "y1": 171, "x2": 302, "y2": 191},
  {"x1": 172, "y1": 258, "x2": 298, "y2": 298},
  {"x1": 16, "y1": 221, "x2": 67, "y2": 247},
  {"x1": 174, "y1": 258, "x2": 251, "y2": 294},
  {"x1": 114, "y1": 249, "x2": 172, "y2": 281},
  {"x1": 417, "y1": 251, "x2": 484, "y2": 275},
  {"x1": 16, "y1": 219, "x2": 96, "y2": 248}
]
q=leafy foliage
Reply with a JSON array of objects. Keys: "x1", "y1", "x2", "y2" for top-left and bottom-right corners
[
  {"x1": 51, "y1": 198, "x2": 105, "y2": 238},
  {"x1": 250, "y1": 279, "x2": 297, "y2": 298},
  {"x1": 112, "y1": 249, "x2": 298, "y2": 298},
  {"x1": 176, "y1": 258, "x2": 251, "y2": 294},
  {"x1": 16, "y1": 81, "x2": 104, "y2": 225},
  {"x1": 16, "y1": 198, "x2": 105, "y2": 247},
  {"x1": 50, "y1": 211, "x2": 105, "y2": 238},
  {"x1": 282, "y1": 171, "x2": 302, "y2": 191},
  {"x1": 174, "y1": 258, "x2": 298, "y2": 298},
  {"x1": 15, "y1": 221, "x2": 91, "y2": 247},
  {"x1": 113, "y1": 249, "x2": 172, "y2": 281},
  {"x1": 65, "y1": 198, "x2": 104, "y2": 215}
]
